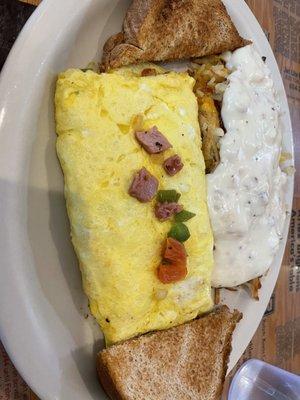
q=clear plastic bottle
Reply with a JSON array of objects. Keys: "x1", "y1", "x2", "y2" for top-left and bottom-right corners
[{"x1": 228, "y1": 359, "x2": 300, "y2": 400}]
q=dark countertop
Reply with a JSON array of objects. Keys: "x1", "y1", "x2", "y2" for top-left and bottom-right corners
[{"x1": 0, "y1": 0, "x2": 35, "y2": 70}]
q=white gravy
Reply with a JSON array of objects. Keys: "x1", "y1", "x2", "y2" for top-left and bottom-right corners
[{"x1": 207, "y1": 45, "x2": 287, "y2": 287}]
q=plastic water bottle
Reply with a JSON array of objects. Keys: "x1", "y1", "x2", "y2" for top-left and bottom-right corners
[{"x1": 228, "y1": 359, "x2": 300, "y2": 400}]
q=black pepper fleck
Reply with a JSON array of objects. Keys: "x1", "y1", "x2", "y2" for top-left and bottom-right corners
[
  {"x1": 105, "y1": 318, "x2": 110, "y2": 323},
  {"x1": 262, "y1": 56, "x2": 266, "y2": 62}
]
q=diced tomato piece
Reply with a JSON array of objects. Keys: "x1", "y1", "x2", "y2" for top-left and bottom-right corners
[
  {"x1": 157, "y1": 238, "x2": 187, "y2": 284},
  {"x1": 164, "y1": 237, "x2": 187, "y2": 263}
]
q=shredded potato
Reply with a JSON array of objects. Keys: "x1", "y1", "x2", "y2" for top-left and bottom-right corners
[
  {"x1": 213, "y1": 277, "x2": 262, "y2": 304},
  {"x1": 280, "y1": 152, "x2": 292, "y2": 163},
  {"x1": 214, "y1": 288, "x2": 221, "y2": 305},
  {"x1": 190, "y1": 56, "x2": 228, "y2": 173},
  {"x1": 242, "y1": 278, "x2": 262, "y2": 301}
]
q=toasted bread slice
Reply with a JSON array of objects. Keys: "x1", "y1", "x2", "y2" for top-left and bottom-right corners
[
  {"x1": 97, "y1": 305, "x2": 242, "y2": 400},
  {"x1": 102, "y1": 0, "x2": 249, "y2": 70}
]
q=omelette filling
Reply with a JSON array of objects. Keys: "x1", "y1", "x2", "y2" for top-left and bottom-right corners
[{"x1": 55, "y1": 65, "x2": 214, "y2": 345}]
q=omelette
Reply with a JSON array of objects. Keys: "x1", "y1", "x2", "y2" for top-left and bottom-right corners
[{"x1": 55, "y1": 65, "x2": 214, "y2": 345}]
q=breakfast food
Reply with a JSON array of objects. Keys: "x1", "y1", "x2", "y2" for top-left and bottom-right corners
[
  {"x1": 163, "y1": 154, "x2": 184, "y2": 176},
  {"x1": 55, "y1": 66, "x2": 214, "y2": 345},
  {"x1": 102, "y1": 0, "x2": 248, "y2": 70},
  {"x1": 191, "y1": 55, "x2": 229, "y2": 173},
  {"x1": 53, "y1": 0, "x2": 292, "y2": 398},
  {"x1": 206, "y1": 45, "x2": 288, "y2": 288},
  {"x1": 97, "y1": 305, "x2": 242, "y2": 400}
]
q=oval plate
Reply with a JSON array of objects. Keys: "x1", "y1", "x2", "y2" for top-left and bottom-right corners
[{"x1": 0, "y1": 1, "x2": 294, "y2": 399}]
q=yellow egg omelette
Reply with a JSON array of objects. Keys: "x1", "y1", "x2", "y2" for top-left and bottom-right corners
[{"x1": 55, "y1": 65, "x2": 214, "y2": 345}]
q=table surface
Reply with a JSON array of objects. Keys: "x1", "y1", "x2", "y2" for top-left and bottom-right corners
[{"x1": 0, "y1": 0, "x2": 299, "y2": 399}]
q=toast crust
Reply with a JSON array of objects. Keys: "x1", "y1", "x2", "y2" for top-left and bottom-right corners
[
  {"x1": 97, "y1": 356, "x2": 124, "y2": 400},
  {"x1": 102, "y1": 0, "x2": 249, "y2": 70},
  {"x1": 97, "y1": 305, "x2": 242, "y2": 400}
]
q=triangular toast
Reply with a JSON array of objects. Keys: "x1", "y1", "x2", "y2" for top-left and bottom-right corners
[
  {"x1": 102, "y1": 0, "x2": 248, "y2": 70},
  {"x1": 97, "y1": 305, "x2": 242, "y2": 400}
]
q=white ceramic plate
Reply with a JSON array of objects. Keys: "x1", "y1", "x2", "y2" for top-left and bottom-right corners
[{"x1": 0, "y1": 1, "x2": 294, "y2": 399}]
